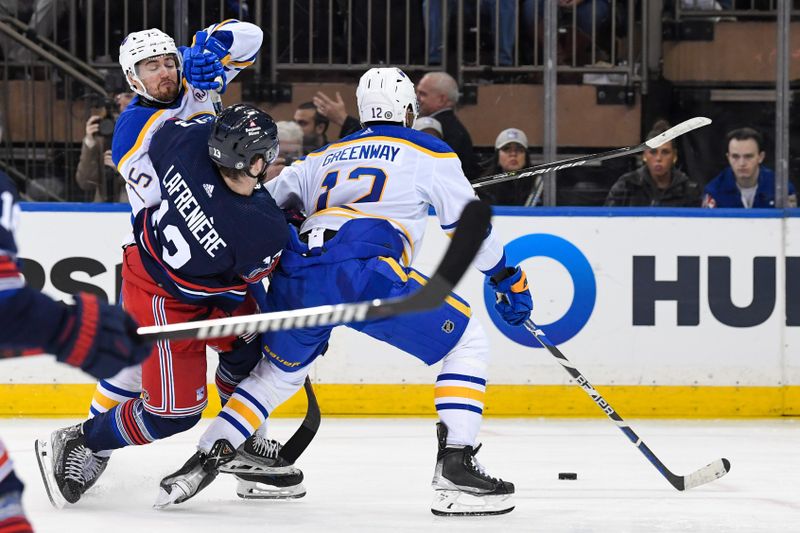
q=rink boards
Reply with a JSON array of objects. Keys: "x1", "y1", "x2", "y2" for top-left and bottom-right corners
[{"x1": 2, "y1": 204, "x2": 799, "y2": 417}]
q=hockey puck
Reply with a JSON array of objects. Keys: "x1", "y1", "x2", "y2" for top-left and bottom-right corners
[{"x1": 558, "y1": 472, "x2": 577, "y2": 480}]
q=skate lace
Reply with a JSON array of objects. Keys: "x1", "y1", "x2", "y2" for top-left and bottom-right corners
[
  {"x1": 65, "y1": 445, "x2": 92, "y2": 484},
  {"x1": 467, "y1": 444, "x2": 500, "y2": 483},
  {"x1": 251, "y1": 435, "x2": 282, "y2": 459},
  {"x1": 83, "y1": 454, "x2": 107, "y2": 482}
]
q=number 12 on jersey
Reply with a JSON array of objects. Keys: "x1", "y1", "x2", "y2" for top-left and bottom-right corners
[{"x1": 316, "y1": 167, "x2": 387, "y2": 211}]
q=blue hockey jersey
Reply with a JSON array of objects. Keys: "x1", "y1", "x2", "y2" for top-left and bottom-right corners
[{"x1": 133, "y1": 118, "x2": 288, "y2": 312}]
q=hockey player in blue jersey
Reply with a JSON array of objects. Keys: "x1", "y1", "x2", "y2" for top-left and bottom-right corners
[
  {"x1": 0, "y1": 170, "x2": 151, "y2": 531},
  {"x1": 155, "y1": 68, "x2": 533, "y2": 516},
  {"x1": 35, "y1": 104, "x2": 299, "y2": 509}
]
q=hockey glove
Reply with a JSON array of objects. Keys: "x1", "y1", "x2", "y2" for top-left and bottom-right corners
[
  {"x1": 49, "y1": 293, "x2": 152, "y2": 380},
  {"x1": 182, "y1": 31, "x2": 229, "y2": 93},
  {"x1": 488, "y1": 267, "x2": 533, "y2": 326}
]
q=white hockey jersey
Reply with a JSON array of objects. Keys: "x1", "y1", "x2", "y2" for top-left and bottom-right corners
[
  {"x1": 111, "y1": 19, "x2": 262, "y2": 224},
  {"x1": 267, "y1": 125, "x2": 505, "y2": 272}
]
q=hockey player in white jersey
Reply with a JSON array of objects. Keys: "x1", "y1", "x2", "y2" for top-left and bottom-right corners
[{"x1": 155, "y1": 67, "x2": 533, "y2": 516}]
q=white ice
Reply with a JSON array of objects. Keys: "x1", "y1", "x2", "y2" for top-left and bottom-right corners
[{"x1": 2, "y1": 417, "x2": 799, "y2": 532}]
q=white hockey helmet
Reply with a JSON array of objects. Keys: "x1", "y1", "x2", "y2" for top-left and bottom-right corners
[
  {"x1": 356, "y1": 67, "x2": 419, "y2": 127},
  {"x1": 119, "y1": 28, "x2": 182, "y2": 103}
]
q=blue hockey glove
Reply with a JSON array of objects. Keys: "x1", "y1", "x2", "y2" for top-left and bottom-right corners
[
  {"x1": 49, "y1": 293, "x2": 152, "y2": 380},
  {"x1": 488, "y1": 267, "x2": 533, "y2": 326},
  {"x1": 182, "y1": 31, "x2": 229, "y2": 93}
]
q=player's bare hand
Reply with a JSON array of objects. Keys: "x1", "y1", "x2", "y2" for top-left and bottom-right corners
[
  {"x1": 313, "y1": 91, "x2": 347, "y2": 126},
  {"x1": 103, "y1": 149, "x2": 116, "y2": 170},
  {"x1": 84, "y1": 115, "x2": 101, "y2": 148}
]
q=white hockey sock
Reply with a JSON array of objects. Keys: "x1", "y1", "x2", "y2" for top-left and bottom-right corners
[
  {"x1": 199, "y1": 360, "x2": 309, "y2": 452},
  {"x1": 435, "y1": 318, "x2": 490, "y2": 447}
]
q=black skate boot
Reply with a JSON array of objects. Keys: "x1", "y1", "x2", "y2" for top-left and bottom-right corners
[
  {"x1": 219, "y1": 434, "x2": 306, "y2": 499},
  {"x1": 35, "y1": 424, "x2": 95, "y2": 509},
  {"x1": 430, "y1": 422, "x2": 515, "y2": 516},
  {"x1": 154, "y1": 439, "x2": 236, "y2": 509},
  {"x1": 82, "y1": 453, "x2": 110, "y2": 492}
]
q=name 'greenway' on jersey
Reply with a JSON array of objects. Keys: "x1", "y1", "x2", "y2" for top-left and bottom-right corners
[{"x1": 268, "y1": 125, "x2": 503, "y2": 270}]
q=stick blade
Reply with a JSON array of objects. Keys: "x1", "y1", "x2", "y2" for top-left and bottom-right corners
[
  {"x1": 645, "y1": 117, "x2": 712, "y2": 149},
  {"x1": 681, "y1": 458, "x2": 731, "y2": 490}
]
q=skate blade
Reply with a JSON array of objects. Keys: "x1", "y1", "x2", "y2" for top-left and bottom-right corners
[
  {"x1": 153, "y1": 482, "x2": 191, "y2": 510},
  {"x1": 235, "y1": 479, "x2": 307, "y2": 500},
  {"x1": 430, "y1": 490, "x2": 515, "y2": 517},
  {"x1": 220, "y1": 461, "x2": 300, "y2": 476},
  {"x1": 34, "y1": 439, "x2": 67, "y2": 510}
]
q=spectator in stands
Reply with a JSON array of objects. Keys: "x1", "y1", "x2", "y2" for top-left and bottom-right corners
[
  {"x1": 74, "y1": 91, "x2": 134, "y2": 203},
  {"x1": 703, "y1": 127, "x2": 797, "y2": 208},
  {"x1": 416, "y1": 71, "x2": 480, "y2": 180},
  {"x1": 605, "y1": 120, "x2": 701, "y2": 207},
  {"x1": 312, "y1": 90, "x2": 361, "y2": 139},
  {"x1": 479, "y1": 128, "x2": 532, "y2": 206},
  {"x1": 265, "y1": 120, "x2": 304, "y2": 183},
  {"x1": 413, "y1": 116, "x2": 444, "y2": 139},
  {"x1": 423, "y1": 0, "x2": 516, "y2": 66},
  {"x1": 294, "y1": 101, "x2": 330, "y2": 154}
]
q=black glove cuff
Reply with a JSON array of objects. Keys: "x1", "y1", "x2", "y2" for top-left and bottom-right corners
[{"x1": 490, "y1": 267, "x2": 516, "y2": 285}]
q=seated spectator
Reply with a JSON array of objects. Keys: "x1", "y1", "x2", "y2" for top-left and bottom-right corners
[
  {"x1": 479, "y1": 128, "x2": 532, "y2": 206},
  {"x1": 416, "y1": 71, "x2": 480, "y2": 180},
  {"x1": 312, "y1": 90, "x2": 361, "y2": 139},
  {"x1": 412, "y1": 116, "x2": 444, "y2": 139},
  {"x1": 703, "y1": 127, "x2": 797, "y2": 208},
  {"x1": 74, "y1": 91, "x2": 134, "y2": 203},
  {"x1": 605, "y1": 120, "x2": 701, "y2": 207},
  {"x1": 294, "y1": 101, "x2": 330, "y2": 153}
]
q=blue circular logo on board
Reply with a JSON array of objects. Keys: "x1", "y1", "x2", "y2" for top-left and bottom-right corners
[{"x1": 483, "y1": 234, "x2": 596, "y2": 347}]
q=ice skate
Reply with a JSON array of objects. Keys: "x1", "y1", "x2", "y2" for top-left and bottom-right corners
[
  {"x1": 154, "y1": 439, "x2": 236, "y2": 509},
  {"x1": 82, "y1": 453, "x2": 110, "y2": 492},
  {"x1": 35, "y1": 424, "x2": 95, "y2": 509},
  {"x1": 430, "y1": 422, "x2": 515, "y2": 516},
  {"x1": 219, "y1": 434, "x2": 306, "y2": 499}
]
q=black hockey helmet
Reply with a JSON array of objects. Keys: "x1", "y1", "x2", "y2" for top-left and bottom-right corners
[{"x1": 208, "y1": 104, "x2": 279, "y2": 176}]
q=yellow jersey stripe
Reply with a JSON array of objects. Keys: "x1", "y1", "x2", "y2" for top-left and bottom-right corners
[
  {"x1": 378, "y1": 257, "x2": 408, "y2": 282},
  {"x1": 306, "y1": 136, "x2": 458, "y2": 159},
  {"x1": 226, "y1": 59, "x2": 254, "y2": 68},
  {"x1": 118, "y1": 109, "x2": 167, "y2": 169},
  {"x1": 434, "y1": 386, "x2": 485, "y2": 401},
  {"x1": 92, "y1": 391, "x2": 121, "y2": 410},
  {"x1": 210, "y1": 19, "x2": 237, "y2": 34},
  {"x1": 407, "y1": 271, "x2": 472, "y2": 317},
  {"x1": 225, "y1": 397, "x2": 262, "y2": 430}
]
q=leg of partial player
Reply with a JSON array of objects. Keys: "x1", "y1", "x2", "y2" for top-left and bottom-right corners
[
  {"x1": 154, "y1": 360, "x2": 310, "y2": 508},
  {"x1": 0, "y1": 439, "x2": 33, "y2": 533},
  {"x1": 429, "y1": 318, "x2": 515, "y2": 517}
]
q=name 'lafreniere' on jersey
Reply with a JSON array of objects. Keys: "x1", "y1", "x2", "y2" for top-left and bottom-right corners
[
  {"x1": 133, "y1": 118, "x2": 287, "y2": 312},
  {"x1": 266, "y1": 125, "x2": 504, "y2": 271}
]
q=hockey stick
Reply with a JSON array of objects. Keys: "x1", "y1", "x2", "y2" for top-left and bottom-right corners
[
  {"x1": 471, "y1": 117, "x2": 712, "y2": 190},
  {"x1": 278, "y1": 376, "x2": 321, "y2": 464},
  {"x1": 137, "y1": 200, "x2": 492, "y2": 342},
  {"x1": 523, "y1": 318, "x2": 731, "y2": 491}
]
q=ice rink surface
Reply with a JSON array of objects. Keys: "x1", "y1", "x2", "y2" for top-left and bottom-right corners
[{"x1": 2, "y1": 417, "x2": 799, "y2": 533}]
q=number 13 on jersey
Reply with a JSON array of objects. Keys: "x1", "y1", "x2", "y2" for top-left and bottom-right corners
[{"x1": 316, "y1": 167, "x2": 388, "y2": 211}]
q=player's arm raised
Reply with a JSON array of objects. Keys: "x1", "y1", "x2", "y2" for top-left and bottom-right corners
[
  {"x1": 183, "y1": 20, "x2": 263, "y2": 94},
  {"x1": 421, "y1": 156, "x2": 533, "y2": 326}
]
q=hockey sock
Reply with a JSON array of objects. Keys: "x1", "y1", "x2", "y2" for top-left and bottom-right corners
[
  {"x1": 86, "y1": 366, "x2": 142, "y2": 458},
  {"x1": 435, "y1": 318, "x2": 490, "y2": 447},
  {"x1": 83, "y1": 399, "x2": 200, "y2": 451},
  {"x1": 0, "y1": 442, "x2": 23, "y2": 495},
  {"x1": 199, "y1": 360, "x2": 309, "y2": 452}
]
